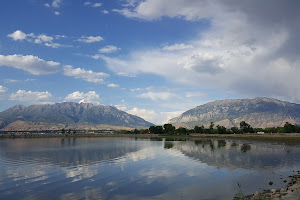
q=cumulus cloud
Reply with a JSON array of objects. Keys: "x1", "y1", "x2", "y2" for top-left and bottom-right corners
[
  {"x1": 98, "y1": 45, "x2": 120, "y2": 53},
  {"x1": 84, "y1": 2, "x2": 91, "y2": 6},
  {"x1": 65, "y1": 91, "x2": 101, "y2": 104},
  {"x1": 105, "y1": 0, "x2": 300, "y2": 102},
  {"x1": 9, "y1": 90, "x2": 52, "y2": 103},
  {"x1": 0, "y1": 54, "x2": 60, "y2": 75},
  {"x1": 102, "y1": 10, "x2": 109, "y2": 14},
  {"x1": 34, "y1": 34, "x2": 53, "y2": 44},
  {"x1": 116, "y1": 105, "x2": 183, "y2": 124},
  {"x1": 7, "y1": 30, "x2": 27, "y2": 41},
  {"x1": 63, "y1": 65, "x2": 109, "y2": 83},
  {"x1": 77, "y1": 36, "x2": 103, "y2": 43},
  {"x1": 7, "y1": 30, "x2": 68, "y2": 48},
  {"x1": 54, "y1": 11, "x2": 60, "y2": 15}
]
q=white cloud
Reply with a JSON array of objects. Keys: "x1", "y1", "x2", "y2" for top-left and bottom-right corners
[
  {"x1": 52, "y1": 0, "x2": 62, "y2": 8},
  {"x1": 102, "y1": 10, "x2": 109, "y2": 14},
  {"x1": 107, "y1": 83, "x2": 119, "y2": 88},
  {"x1": 0, "y1": 54, "x2": 60, "y2": 75},
  {"x1": 44, "y1": 3, "x2": 50, "y2": 7},
  {"x1": 9, "y1": 90, "x2": 52, "y2": 103},
  {"x1": 0, "y1": 85, "x2": 7, "y2": 94},
  {"x1": 92, "y1": 3, "x2": 102, "y2": 7},
  {"x1": 84, "y1": 2, "x2": 91, "y2": 6},
  {"x1": 113, "y1": 0, "x2": 221, "y2": 21},
  {"x1": 77, "y1": 36, "x2": 103, "y2": 43},
  {"x1": 44, "y1": 42, "x2": 72, "y2": 48},
  {"x1": 117, "y1": 106, "x2": 183, "y2": 125},
  {"x1": 34, "y1": 34, "x2": 54, "y2": 44},
  {"x1": 98, "y1": 45, "x2": 120, "y2": 53},
  {"x1": 63, "y1": 65, "x2": 109, "y2": 83},
  {"x1": 54, "y1": 11, "x2": 60, "y2": 15},
  {"x1": 185, "y1": 91, "x2": 208, "y2": 98},
  {"x1": 3, "y1": 79, "x2": 20, "y2": 83},
  {"x1": 115, "y1": 104, "x2": 127, "y2": 111},
  {"x1": 138, "y1": 91, "x2": 176, "y2": 101},
  {"x1": 126, "y1": 107, "x2": 156, "y2": 123},
  {"x1": 116, "y1": 72, "x2": 136, "y2": 77},
  {"x1": 55, "y1": 35, "x2": 67, "y2": 39},
  {"x1": 8, "y1": 30, "x2": 68, "y2": 48},
  {"x1": 65, "y1": 91, "x2": 101, "y2": 104},
  {"x1": 7, "y1": 30, "x2": 27, "y2": 41},
  {"x1": 0, "y1": 85, "x2": 8, "y2": 100},
  {"x1": 162, "y1": 43, "x2": 193, "y2": 51},
  {"x1": 130, "y1": 88, "x2": 143, "y2": 92},
  {"x1": 105, "y1": 0, "x2": 300, "y2": 102}
]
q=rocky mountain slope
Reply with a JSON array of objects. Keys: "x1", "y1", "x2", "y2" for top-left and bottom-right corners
[
  {"x1": 168, "y1": 97, "x2": 300, "y2": 128},
  {"x1": 0, "y1": 102, "x2": 154, "y2": 131}
]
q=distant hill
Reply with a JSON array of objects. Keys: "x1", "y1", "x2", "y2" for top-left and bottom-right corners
[
  {"x1": 0, "y1": 102, "x2": 154, "y2": 131},
  {"x1": 168, "y1": 97, "x2": 300, "y2": 128}
]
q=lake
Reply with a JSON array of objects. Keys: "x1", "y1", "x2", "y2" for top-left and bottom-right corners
[{"x1": 0, "y1": 137, "x2": 299, "y2": 200}]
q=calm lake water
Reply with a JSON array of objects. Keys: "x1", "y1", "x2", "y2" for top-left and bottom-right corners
[{"x1": 0, "y1": 137, "x2": 300, "y2": 200}]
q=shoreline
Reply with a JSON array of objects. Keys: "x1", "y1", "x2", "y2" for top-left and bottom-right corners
[
  {"x1": 243, "y1": 173, "x2": 300, "y2": 200},
  {"x1": 1, "y1": 133, "x2": 300, "y2": 141}
]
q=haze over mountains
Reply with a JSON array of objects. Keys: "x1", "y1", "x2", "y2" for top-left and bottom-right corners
[
  {"x1": 168, "y1": 97, "x2": 300, "y2": 128},
  {"x1": 0, "y1": 102, "x2": 154, "y2": 131}
]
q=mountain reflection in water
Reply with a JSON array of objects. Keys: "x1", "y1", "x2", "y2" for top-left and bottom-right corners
[
  {"x1": 165, "y1": 139, "x2": 299, "y2": 170},
  {"x1": 0, "y1": 137, "x2": 299, "y2": 200}
]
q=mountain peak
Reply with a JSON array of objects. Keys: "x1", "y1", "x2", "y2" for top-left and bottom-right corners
[
  {"x1": 0, "y1": 102, "x2": 154, "y2": 131},
  {"x1": 169, "y1": 97, "x2": 300, "y2": 128}
]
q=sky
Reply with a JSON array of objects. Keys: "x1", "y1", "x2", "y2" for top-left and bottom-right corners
[{"x1": 0, "y1": 0, "x2": 300, "y2": 125}]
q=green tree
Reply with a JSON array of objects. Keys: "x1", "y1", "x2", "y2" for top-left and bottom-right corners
[
  {"x1": 139, "y1": 129, "x2": 149, "y2": 134},
  {"x1": 240, "y1": 121, "x2": 253, "y2": 133},
  {"x1": 231, "y1": 127, "x2": 241, "y2": 134},
  {"x1": 133, "y1": 129, "x2": 140, "y2": 134},
  {"x1": 175, "y1": 127, "x2": 187, "y2": 135},
  {"x1": 284, "y1": 122, "x2": 295, "y2": 133},
  {"x1": 216, "y1": 125, "x2": 227, "y2": 134},
  {"x1": 264, "y1": 127, "x2": 276, "y2": 133},
  {"x1": 61, "y1": 128, "x2": 65, "y2": 134},
  {"x1": 206, "y1": 122, "x2": 215, "y2": 134},
  {"x1": 209, "y1": 122, "x2": 215, "y2": 130},
  {"x1": 163, "y1": 124, "x2": 175, "y2": 134},
  {"x1": 149, "y1": 126, "x2": 163, "y2": 134},
  {"x1": 194, "y1": 125, "x2": 205, "y2": 134}
]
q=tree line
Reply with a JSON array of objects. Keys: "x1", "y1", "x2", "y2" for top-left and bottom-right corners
[{"x1": 119, "y1": 121, "x2": 300, "y2": 135}]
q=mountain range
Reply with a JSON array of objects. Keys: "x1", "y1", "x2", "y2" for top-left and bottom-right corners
[
  {"x1": 1, "y1": 97, "x2": 300, "y2": 131},
  {"x1": 168, "y1": 97, "x2": 300, "y2": 128},
  {"x1": 0, "y1": 102, "x2": 154, "y2": 131}
]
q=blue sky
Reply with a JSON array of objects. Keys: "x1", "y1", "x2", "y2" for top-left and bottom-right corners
[{"x1": 0, "y1": 0, "x2": 299, "y2": 124}]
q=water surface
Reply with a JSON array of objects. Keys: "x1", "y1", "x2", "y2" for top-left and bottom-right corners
[{"x1": 0, "y1": 137, "x2": 299, "y2": 200}]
